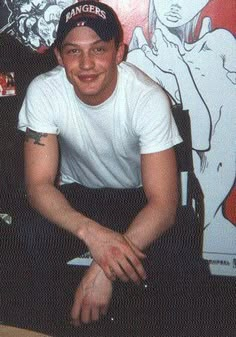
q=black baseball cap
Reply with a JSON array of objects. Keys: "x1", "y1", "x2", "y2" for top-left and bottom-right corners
[{"x1": 54, "y1": 1, "x2": 123, "y2": 49}]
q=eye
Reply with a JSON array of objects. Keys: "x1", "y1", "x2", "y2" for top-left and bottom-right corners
[
  {"x1": 70, "y1": 49, "x2": 79, "y2": 54},
  {"x1": 66, "y1": 48, "x2": 80, "y2": 55},
  {"x1": 93, "y1": 47, "x2": 105, "y2": 54}
]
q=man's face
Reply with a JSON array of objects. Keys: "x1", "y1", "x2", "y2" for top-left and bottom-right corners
[
  {"x1": 55, "y1": 26, "x2": 124, "y2": 105},
  {"x1": 154, "y1": 0, "x2": 210, "y2": 27}
]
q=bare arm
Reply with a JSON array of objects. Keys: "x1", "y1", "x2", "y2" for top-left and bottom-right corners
[
  {"x1": 78, "y1": 148, "x2": 178, "y2": 282},
  {"x1": 24, "y1": 129, "x2": 83, "y2": 234},
  {"x1": 70, "y1": 147, "x2": 179, "y2": 326},
  {"x1": 24, "y1": 128, "x2": 146, "y2": 283},
  {"x1": 125, "y1": 148, "x2": 178, "y2": 250}
]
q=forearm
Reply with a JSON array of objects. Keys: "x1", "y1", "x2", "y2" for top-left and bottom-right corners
[
  {"x1": 24, "y1": 133, "x2": 146, "y2": 283},
  {"x1": 27, "y1": 182, "x2": 147, "y2": 283},
  {"x1": 26, "y1": 182, "x2": 97, "y2": 236},
  {"x1": 125, "y1": 197, "x2": 177, "y2": 251}
]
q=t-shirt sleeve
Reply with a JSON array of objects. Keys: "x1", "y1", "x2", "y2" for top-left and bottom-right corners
[
  {"x1": 133, "y1": 88, "x2": 182, "y2": 154},
  {"x1": 18, "y1": 76, "x2": 59, "y2": 134}
]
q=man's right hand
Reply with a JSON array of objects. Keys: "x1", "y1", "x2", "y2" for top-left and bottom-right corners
[{"x1": 78, "y1": 223, "x2": 146, "y2": 284}]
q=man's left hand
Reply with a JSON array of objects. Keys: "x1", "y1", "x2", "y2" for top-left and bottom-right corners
[{"x1": 71, "y1": 262, "x2": 113, "y2": 326}]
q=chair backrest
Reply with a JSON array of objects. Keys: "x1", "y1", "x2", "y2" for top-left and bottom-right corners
[
  {"x1": 171, "y1": 105, "x2": 204, "y2": 254},
  {"x1": 172, "y1": 105, "x2": 193, "y2": 173}
]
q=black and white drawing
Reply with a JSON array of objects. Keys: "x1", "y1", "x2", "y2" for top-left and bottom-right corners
[
  {"x1": 127, "y1": 0, "x2": 236, "y2": 257},
  {"x1": 0, "y1": 0, "x2": 74, "y2": 51}
]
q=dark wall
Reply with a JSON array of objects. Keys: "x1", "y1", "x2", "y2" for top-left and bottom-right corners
[{"x1": 0, "y1": 33, "x2": 57, "y2": 214}]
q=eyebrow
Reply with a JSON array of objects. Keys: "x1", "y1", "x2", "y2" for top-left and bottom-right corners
[{"x1": 62, "y1": 39, "x2": 106, "y2": 49}]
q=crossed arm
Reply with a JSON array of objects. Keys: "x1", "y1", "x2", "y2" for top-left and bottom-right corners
[{"x1": 24, "y1": 128, "x2": 178, "y2": 324}]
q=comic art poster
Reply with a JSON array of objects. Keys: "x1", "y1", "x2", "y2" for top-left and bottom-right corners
[
  {"x1": 0, "y1": 72, "x2": 16, "y2": 96},
  {"x1": 0, "y1": 0, "x2": 76, "y2": 52},
  {"x1": 103, "y1": 1, "x2": 236, "y2": 277},
  {"x1": 0, "y1": 0, "x2": 235, "y2": 276}
]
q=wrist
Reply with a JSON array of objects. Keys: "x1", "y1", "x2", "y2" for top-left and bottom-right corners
[
  {"x1": 90, "y1": 261, "x2": 113, "y2": 283},
  {"x1": 75, "y1": 217, "x2": 98, "y2": 243}
]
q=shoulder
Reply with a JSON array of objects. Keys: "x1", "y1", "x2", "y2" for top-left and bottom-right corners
[
  {"x1": 192, "y1": 28, "x2": 235, "y2": 53},
  {"x1": 27, "y1": 65, "x2": 68, "y2": 95},
  {"x1": 116, "y1": 62, "x2": 170, "y2": 117},
  {"x1": 118, "y1": 61, "x2": 165, "y2": 97},
  {"x1": 205, "y1": 28, "x2": 235, "y2": 43},
  {"x1": 117, "y1": 63, "x2": 172, "y2": 123},
  {"x1": 119, "y1": 61, "x2": 153, "y2": 82}
]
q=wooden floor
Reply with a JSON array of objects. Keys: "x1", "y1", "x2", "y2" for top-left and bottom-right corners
[{"x1": 1, "y1": 220, "x2": 236, "y2": 337}]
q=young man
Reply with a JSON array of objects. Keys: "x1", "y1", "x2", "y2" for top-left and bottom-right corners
[{"x1": 18, "y1": 1, "x2": 182, "y2": 326}]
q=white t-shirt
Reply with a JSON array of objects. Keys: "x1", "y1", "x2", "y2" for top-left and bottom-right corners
[{"x1": 18, "y1": 62, "x2": 182, "y2": 188}]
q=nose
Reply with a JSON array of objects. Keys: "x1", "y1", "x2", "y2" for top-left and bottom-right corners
[
  {"x1": 170, "y1": 2, "x2": 181, "y2": 10},
  {"x1": 79, "y1": 52, "x2": 95, "y2": 70}
]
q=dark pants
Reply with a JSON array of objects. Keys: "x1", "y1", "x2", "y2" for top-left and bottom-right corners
[
  {"x1": 18, "y1": 183, "x2": 147, "y2": 266},
  {"x1": 15, "y1": 183, "x2": 211, "y2": 334}
]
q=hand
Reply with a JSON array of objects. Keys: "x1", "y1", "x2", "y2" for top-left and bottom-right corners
[
  {"x1": 129, "y1": 26, "x2": 149, "y2": 51},
  {"x1": 81, "y1": 224, "x2": 147, "y2": 284},
  {"x1": 71, "y1": 262, "x2": 112, "y2": 326},
  {"x1": 142, "y1": 29, "x2": 184, "y2": 74}
]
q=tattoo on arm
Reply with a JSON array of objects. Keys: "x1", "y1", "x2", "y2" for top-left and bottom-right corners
[{"x1": 25, "y1": 128, "x2": 48, "y2": 146}]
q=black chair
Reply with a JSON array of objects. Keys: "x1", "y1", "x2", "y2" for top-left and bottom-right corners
[
  {"x1": 92, "y1": 106, "x2": 211, "y2": 337},
  {"x1": 61, "y1": 105, "x2": 211, "y2": 336}
]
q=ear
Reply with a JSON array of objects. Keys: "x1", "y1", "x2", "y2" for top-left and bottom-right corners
[
  {"x1": 54, "y1": 47, "x2": 64, "y2": 66},
  {"x1": 116, "y1": 42, "x2": 126, "y2": 64}
]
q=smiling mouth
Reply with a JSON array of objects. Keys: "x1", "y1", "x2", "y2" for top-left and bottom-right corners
[{"x1": 78, "y1": 74, "x2": 99, "y2": 82}]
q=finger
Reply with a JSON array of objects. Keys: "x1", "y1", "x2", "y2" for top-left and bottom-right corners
[
  {"x1": 135, "y1": 27, "x2": 149, "y2": 48},
  {"x1": 124, "y1": 235, "x2": 146, "y2": 259},
  {"x1": 160, "y1": 30, "x2": 169, "y2": 47},
  {"x1": 130, "y1": 27, "x2": 148, "y2": 50},
  {"x1": 103, "y1": 264, "x2": 117, "y2": 282},
  {"x1": 105, "y1": 254, "x2": 140, "y2": 283},
  {"x1": 153, "y1": 28, "x2": 166, "y2": 44},
  {"x1": 122, "y1": 254, "x2": 147, "y2": 283},
  {"x1": 110, "y1": 262, "x2": 129, "y2": 283},
  {"x1": 126, "y1": 254, "x2": 147, "y2": 281},
  {"x1": 81, "y1": 303, "x2": 91, "y2": 325},
  {"x1": 117, "y1": 258, "x2": 141, "y2": 284},
  {"x1": 71, "y1": 290, "x2": 82, "y2": 326},
  {"x1": 141, "y1": 44, "x2": 157, "y2": 61},
  {"x1": 100, "y1": 304, "x2": 109, "y2": 317},
  {"x1": 131, "y1": 244, "x2": 146, "y2": 260},
  {"x1": 91, "y1": 307, "x2": 100, "y2": 322},
  {"x1": 109, "y1": 251, "x2": 145, "y2": 284}
]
